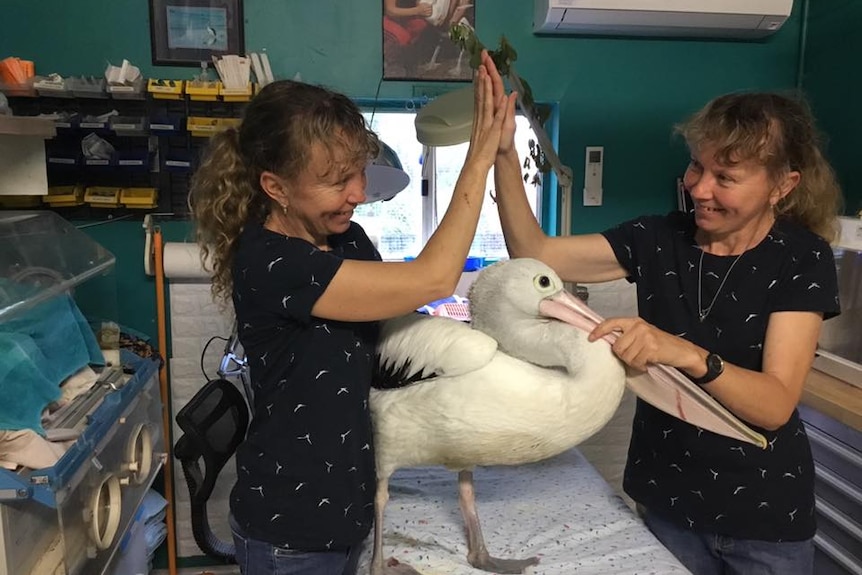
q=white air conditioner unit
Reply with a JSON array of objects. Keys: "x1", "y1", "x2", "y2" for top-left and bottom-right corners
[{"x1": 534, "y1": 0, "x2": 794, "y2": 39}]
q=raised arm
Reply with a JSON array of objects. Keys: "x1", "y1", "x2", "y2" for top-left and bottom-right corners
[
  {"x1": 490, "y1": 60, "x2": 626, "y2": 284},
  {"x1": 313, "y1": 54, "x2": 517, "y2": 322}
]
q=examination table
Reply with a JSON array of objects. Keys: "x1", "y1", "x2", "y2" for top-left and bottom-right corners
[{"x1": 357, "y1": 448, "x2": 691, "y2": 574}]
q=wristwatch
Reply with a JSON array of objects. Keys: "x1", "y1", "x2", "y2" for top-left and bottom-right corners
[{"x1": 691, "y1": 353, "x2": 724, "y2": 385}]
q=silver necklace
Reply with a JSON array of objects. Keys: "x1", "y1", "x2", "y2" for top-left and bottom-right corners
[{"x1": 697, "y1": 248, "x2": 745, "y2": 322}]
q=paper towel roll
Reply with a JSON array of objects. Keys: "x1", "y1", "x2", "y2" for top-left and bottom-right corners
[{"x1": 163, "y1": 242, "x2": 211, "y2": 280}]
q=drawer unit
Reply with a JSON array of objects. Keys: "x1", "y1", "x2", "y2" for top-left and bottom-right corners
[{"x1": 799, "y1": 404, "x2": 862, "y2": 575}]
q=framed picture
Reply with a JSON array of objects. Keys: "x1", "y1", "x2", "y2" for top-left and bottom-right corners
[
  {"x1": 382, "y1": 0, "x2": 476, "y2": 81},
  {"x1": 149, "y1": 0, "x2": 245, "y2": 66}
]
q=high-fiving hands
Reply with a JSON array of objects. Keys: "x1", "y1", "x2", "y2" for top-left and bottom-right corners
[{"x1": 465, "y1": 50, "x2": 518, "y2": 172}]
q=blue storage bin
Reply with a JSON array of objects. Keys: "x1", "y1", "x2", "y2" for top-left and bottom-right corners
[
  {"x1": 115, "y1": 149, "x2": 150, "y2": 171},
  {"x1": 148, "y1": 115, "x2": 182, "y2": 135},
  {"x1": 163, "y1": 149, "x2": 193, "y2": 173}
]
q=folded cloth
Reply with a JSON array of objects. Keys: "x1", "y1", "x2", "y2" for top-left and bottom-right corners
[
  {"x1": 145, "y1": 520, "x2": 168, "y2": 556},
  {"x1": 0, "y1": 292, "x2": 104, "y2": 434},
  {"x1": 0, "y1": 429, "x2": 66, "y2": 469},
  {"x1": 139, "y1": 489, "x2": 168, "y2": 524}
]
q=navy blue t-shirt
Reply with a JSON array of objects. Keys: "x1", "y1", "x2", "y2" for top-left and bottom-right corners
[
  {"x1": 602, "y1": 212, "x2": 839, "y2": 541},
  {"x1": 230, "y1": 221, "x2": 381, "y2": 550}
]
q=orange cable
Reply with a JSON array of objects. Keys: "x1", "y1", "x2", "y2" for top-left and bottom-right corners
[{"x1": 154, "y1": 228, "x2": 178, "y2": 575}]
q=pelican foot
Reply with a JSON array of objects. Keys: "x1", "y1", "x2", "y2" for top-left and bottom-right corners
[
  {"x1": 469, "y1": 554, "x2": 540, "y2": 574},
  {"x1": 383, "y1": 557, "x2": 424, "y2": 574}
]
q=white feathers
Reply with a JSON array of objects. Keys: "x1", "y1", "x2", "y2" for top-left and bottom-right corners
[
  {"x1": 377, "y1": 313, "x2": 497, "y2": 379},
  {"x1": 371, "y1": 258, "x2": 627, "y2": 480}
]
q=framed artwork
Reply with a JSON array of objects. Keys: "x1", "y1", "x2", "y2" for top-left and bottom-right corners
[
  {"x1": 383, "y1": 0, "x2": 476, "y2": 81},
  {"x1": 149, "y1": 0, "x2": 245, "y2": 66}
]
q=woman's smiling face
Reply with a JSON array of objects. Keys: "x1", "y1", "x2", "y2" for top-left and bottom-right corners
[
  {"x1": 283, "y1": 141, "x2": 368, "y2": 246},
  {"x1": 683, "y1": 144, "x2": 789, "y2": 243}
]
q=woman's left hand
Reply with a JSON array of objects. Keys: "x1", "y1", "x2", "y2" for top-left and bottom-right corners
[{"x1": 588, "y1": 316, "x2": 700, "y2": 372}]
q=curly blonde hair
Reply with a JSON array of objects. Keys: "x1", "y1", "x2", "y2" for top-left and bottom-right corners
[
  {"x1": 676, "y1": 92, "x2": 843, "y2": 242},
  {"x1": 189, "y1": 80, "x2": 379, "y2": 304}
]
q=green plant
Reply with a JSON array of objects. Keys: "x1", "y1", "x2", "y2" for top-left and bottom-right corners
[{"x1": 449, "y1": 23, "x2": 555, "y2": 185}]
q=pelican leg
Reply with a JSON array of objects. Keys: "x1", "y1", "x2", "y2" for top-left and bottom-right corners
[
  {"x1": 372, "y1": 476, "x2": 423, "y2": 575},
  {"x1": 458, "y1": 470, "x2": 539, "y2": 574}
]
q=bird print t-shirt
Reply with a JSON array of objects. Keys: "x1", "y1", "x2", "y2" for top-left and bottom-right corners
[
  {"x1": 230, "y1": 221, "x2": 381, "y2": 551},
  {"x1": 601, "y1": 212, "x2": 840, "y2": 541}
]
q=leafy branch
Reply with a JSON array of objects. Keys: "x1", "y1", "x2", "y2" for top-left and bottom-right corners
[{"x1": 449, "y1": 23, "x2": 564, "y2": 188}]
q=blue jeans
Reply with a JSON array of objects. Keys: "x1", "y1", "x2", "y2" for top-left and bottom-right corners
[
  {"x1": 229, "y1": 515, "x2": 362, "y2": 575},
  {"x1": 643, "y1": 509, "x2": 814, "y2": 575}
]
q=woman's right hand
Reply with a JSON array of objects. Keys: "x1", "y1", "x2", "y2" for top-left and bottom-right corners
[
  {"x1": 464, "y1": 51, "x2": 517, "y2": 173},
  {"x1": 482, "y1": 51, "x2": 517, "y2": 156},
  {"x1": 416, "y1": 2, "x2": 433, "y2": 17}
]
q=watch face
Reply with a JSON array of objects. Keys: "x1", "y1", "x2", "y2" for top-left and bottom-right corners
[{"x1": 707, "y1": 353, "x2": 724, "y2": 375}]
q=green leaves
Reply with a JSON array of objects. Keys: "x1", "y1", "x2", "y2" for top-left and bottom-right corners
[{"x1": 448, "y1": 24, "x2": 551, "y2": 177}]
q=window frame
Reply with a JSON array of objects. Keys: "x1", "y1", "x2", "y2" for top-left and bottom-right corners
[{"x1": 356, "y1": 97, "x2": 561, "y2": 259}]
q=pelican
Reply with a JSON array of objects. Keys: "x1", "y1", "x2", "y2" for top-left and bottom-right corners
[{"x1": 369, "y1": 258, "x2": 627, "y2": 575}]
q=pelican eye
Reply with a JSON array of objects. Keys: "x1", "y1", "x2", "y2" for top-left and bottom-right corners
[{"x1": 534, "y1": 274, "x2": 553, "y2": 290}]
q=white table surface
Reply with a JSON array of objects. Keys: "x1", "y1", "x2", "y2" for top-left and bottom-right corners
[{"x1": 358, "y1": 448, "x2": 692, "y2": 574}]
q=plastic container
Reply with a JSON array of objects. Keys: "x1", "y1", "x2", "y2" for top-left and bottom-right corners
[
  {"x1": 115, "y1": 149, "x2": 150, "y2": 171},
  {"x1": 43, "y1": 185, "x2": 85, "y2": 207},
  {"x1": 219, "y1": 82, "x2": 254, "y2": 102},
  {"x1": 77, "y1": 117, "x2": 110, "y2": 133},
  {"x1": 186, "y1": 80, "x2": 220, "y2": 101},
  {"x1": 108, "y1": 77, "x2": 146, "y2": 100},
  {"x1": 34, "y1": 76, "x2": 72, "y2": 98},
  {"x1": 163, "y1": 149, "x2": 192, "y2": 173},
  {"x1": 463, "y1": 256, "x2": 485, "y2": 271},
  {"x1": 46, "y1": 149, "x2": 81, "y2": 168},
  {"x1": 187, "y1": 116, "x2": 241, "y2": 137},
  {"x1": 120, "y1": 187, "x2": 158, "y2": 209},
  {"x1": 84, "y1": 186, "x2": 122, "y2": 207},
  {"x1": 110, "y1": 116, "x2": 148, "y2": 136},
  {"x1": 147, "y1": 79, "x2": 184, "y2": 100},
  {"x1": 83, "y1": 155, "x2": 113, "y2": 168},
  {"x1": 148, "y1": 115, "x2": 182, "y2": 135},
  {"x1": 68, "y1": 76, "x2": 108, "y2": 98}
]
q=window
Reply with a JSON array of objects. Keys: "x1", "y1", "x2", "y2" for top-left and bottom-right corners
[{"x1": 355, "y1": 111, "x2": 542, "y2": 261}]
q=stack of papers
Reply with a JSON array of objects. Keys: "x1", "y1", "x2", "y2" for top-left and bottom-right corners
[
  {"x1": 212, "y1": 55, "x2": 250, "y2": 90},
  {"x1": 248, "y1": 52, "x2": 274, "y2": 87},
  {"x1": 105, "y1": 59, "x2": 141, "y2": 86}
]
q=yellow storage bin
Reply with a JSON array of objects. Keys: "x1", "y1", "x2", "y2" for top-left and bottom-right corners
[
  {"x1": 186, "y1": 80, "x2": 220, "y2": 101},
  {"x1": 84, "y1": 186, "x2": 122, "y2": 208},
  {"x1": 120, "y1": 187, "x2": 158, "y2": 209},
  {"x1": 187, "y1": 116, "x2": 242, "y2": 137},
  {"x1": 147, "y1": 79, "x2": 184, "y2": 100},
  {"x1": 43, "y1": 184, "x2": 85, "y2": 207},
  {"x1": 219, "y1": 83, "x2": 254, "y2": 102}
]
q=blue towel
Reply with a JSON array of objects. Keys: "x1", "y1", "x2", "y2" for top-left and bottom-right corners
[
  {"x1": 0, "y1": 292, "x2": 104, "y2": 434},
  {"x1": 139, "y1": 489, "x2": 168, "y2": 524}
]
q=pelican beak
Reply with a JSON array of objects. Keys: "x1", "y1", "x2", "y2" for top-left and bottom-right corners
[{"x1": 537, "y1": 288, "x2": 604, "y2": 335}]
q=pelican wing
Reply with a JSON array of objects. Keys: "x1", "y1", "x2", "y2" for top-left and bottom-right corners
[
  {"x1": 626, "y1": 366, "x2": 767, "y2": 448},
  {"x1": 376, "y1": 313, "x2": 497, "y2": 384}
]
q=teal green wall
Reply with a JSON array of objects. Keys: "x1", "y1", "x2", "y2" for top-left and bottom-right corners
[
  {"x1": 81, "y1": 220, "x2": 194, "y2": 342},
  {"x1": 2, "y1": 0, "x2": 812, "y2": 339},
  {"x1": 802, "y1": 0, "x2": 862, "y2": 216}
]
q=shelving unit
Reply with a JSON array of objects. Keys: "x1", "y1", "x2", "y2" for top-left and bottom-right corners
[
  {"x1": 0, "y1": 115, "x2": 56, "y2": 197},
  {"x1": 1, "y1": 82, "x2": 251, "y2": 217}
]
